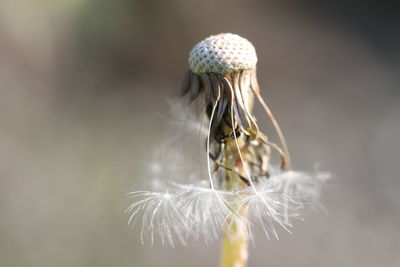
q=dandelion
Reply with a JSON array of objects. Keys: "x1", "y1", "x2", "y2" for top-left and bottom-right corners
[{"x1": 126, "y1": 33, "x2": 329, "y2": 266}]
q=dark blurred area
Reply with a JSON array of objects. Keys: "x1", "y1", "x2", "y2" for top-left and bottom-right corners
[{"x1": 0, "y1": 1, "x2": 399, "y2": 266}]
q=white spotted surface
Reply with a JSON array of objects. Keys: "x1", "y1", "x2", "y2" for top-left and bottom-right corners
[{"x1": 188, "y1": 33, "x2": 257, "y2": 74}]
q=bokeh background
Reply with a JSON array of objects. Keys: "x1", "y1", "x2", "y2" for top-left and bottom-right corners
[{"x1": 1, "y1": 1, "x2": 399, "y2": 266}]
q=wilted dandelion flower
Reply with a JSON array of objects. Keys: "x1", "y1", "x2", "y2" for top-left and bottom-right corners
[{"x1": 126, "y1": 33, "x2": 329, "y2": 264}]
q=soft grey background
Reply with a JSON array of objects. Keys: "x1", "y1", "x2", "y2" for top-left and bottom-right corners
[{"x1": 1, "y1": 1, "x2": 399, "y2": 266}]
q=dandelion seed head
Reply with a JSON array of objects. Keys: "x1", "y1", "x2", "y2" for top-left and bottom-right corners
[
  {"x1": 127, "y1": 33, "x2": 330, "y2": 247},
  {"x1": 188, "y1": 33, "x2": 257, "y2": 74}
]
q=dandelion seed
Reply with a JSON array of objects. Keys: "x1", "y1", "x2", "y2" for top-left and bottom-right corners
[
  {"x1": 126, "y1": 187, "x2": 189, "y2": 247},
  {"x1": 269, "y1": 170, "x2": 331, "y2": 220},
  {"x1": 175, "y1": 182, "x2": 235, "y2": 244}
]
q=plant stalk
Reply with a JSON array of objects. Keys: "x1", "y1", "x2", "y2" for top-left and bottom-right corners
[{"x1": 220, "y1": 136, "x2": 248, "y2": 267}]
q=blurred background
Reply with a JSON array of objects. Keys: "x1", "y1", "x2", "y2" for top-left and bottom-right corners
[{"x1": 0, "y1": 1, "x2": 399, "y2": 266}]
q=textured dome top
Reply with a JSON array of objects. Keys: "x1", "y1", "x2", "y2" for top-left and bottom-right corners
[{"x1": 188, "y1": 33, "x2": 257, "y2": 74}]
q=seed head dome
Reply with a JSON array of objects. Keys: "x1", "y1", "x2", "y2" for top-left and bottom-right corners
[{"x1": 188, "y1": 33, "x2": 257, "y2": 75}]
